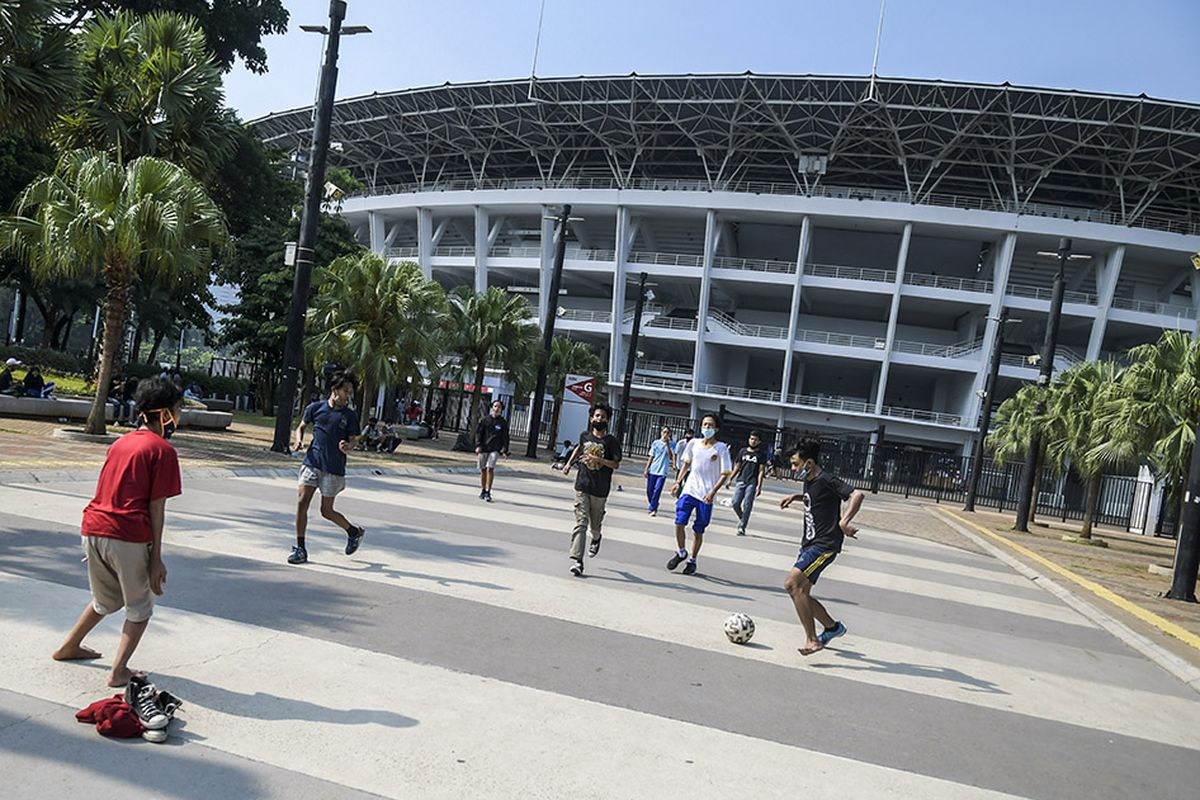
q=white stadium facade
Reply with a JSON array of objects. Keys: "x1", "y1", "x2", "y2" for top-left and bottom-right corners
[{"x1": 251, "y1": 74, "x2": 1200, "y2": 456}]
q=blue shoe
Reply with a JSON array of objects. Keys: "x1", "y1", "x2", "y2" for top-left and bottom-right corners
[
  {"x1": 818, "y1": 621, "x2": 846, "y2": 646},
  {"x1": 345, "y1": 526, "x2": 365, "y2": 556},
  {"x1": 287, "y1": 545, "x2": 308, "y2": 565}
]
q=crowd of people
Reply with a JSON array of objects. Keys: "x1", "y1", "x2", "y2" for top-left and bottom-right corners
[{"x1": 0, "y1": 357, "x2": 56, "y2": 398}]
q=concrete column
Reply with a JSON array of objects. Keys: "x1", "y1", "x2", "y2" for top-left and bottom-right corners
[
  {"x1": 417, "y1": 208, "x2": 433, "y2": 278},
  {"x1": 473, "y1": 206, "x2": 489, "y2": 294},
  {"x1": 367, "y1": 211, "x2": 385, "y2": 254},
  {"x1": 965, "y1": 232, "x2": 1017, "y2": 426},
  {"x1": 873, "y1": 223, "x2": 912, "y2": 414},
  {"x1": 779, "y1": 216, "x2": 811, "y2": 404},
  {"x1": 1086, "y1": 246, "x2": 1125, "y2": 360},
  {"x1": 609, "y1": 207, "x2": 631, "y2": 380},
  {"x1": 692, "y1": 210, "x2": 718, "y2": 392},
  {"x1": 539, "y1": 205, "x2": 555, "y2": 329}
]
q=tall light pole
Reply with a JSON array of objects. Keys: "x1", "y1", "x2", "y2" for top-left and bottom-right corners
[
  {"x1": 271, "y1": 2, "x2": 370, "y2": 452},
  {"x1": 964, "y1": 309, "x2": 1019, "y2": 511},
  {"x1": 525, "y1": 205, "x2": 572, "y2": 458},
  {"x1": 1013, "y1": 238, "x2": 1090, "y2": 531},
  {"x1": 616, "y1": 271, "x2": 650, "y2": 448}
]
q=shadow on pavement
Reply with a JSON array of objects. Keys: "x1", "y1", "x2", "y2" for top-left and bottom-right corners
[{"x1": 810, "y1": 648, "x2": 1008, "y2": 694}]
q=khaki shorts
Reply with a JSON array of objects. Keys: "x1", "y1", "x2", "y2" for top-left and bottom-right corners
[
  {"x1": 478, "y1": 451, "x2": 500, "y2": 471},
  {"x1": 299, "y1": 464, "x2": 346, "y2": 496},
  {"x1": 83, "y1": 535, "x2": 155, "y2": 623}
]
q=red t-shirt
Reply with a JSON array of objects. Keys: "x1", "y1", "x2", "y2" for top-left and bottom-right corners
[{"x1": 81, "y1": 430, "x2": 182, "y2": 543}]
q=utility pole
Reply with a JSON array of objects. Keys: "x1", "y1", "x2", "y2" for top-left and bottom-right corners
[
  {"x1": 1014, "y1": 239, "x2": 1074, "y2": 531},
  {"x1": 965, "y1": 309, "x2": 1012, "y2": 511},
  {"x1": 272, "y1": 1, "x2": 358, "y2": 452},
  {"x1": 525, "y1": 205, "x2": 571, "y2": 458},
  {"x1": 616, "y1": 271, "x2": 648, "y2": 448}
]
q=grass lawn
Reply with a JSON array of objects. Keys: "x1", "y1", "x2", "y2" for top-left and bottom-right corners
[{"x1": 233, "y1": 410, "x2": 278, "y2": 428}]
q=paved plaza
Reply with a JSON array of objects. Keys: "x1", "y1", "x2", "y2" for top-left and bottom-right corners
[{"x1": 1, "y1": 467, "x2": 1198, "y2": 799}]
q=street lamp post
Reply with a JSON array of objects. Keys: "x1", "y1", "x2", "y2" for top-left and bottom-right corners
[
  {"x1": 524, "y1": 204, "x2": 572, "y2": 458},
  {"x1": 615, "y1": 272, "x2": 649, "y2": 448},
  {"x1": 271, "y1": 2, "x2": 369, "y2": 452},
  {"x1": 964, "y1": 309, "x2": 1017, "y2": 512},
  {"x1": 1013, "y1": 238, "x2": 1089, "y2": 531}
]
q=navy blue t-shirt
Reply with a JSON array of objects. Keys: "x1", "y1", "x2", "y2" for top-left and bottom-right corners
[{"x1": 302, "y1": 400, "x2": 361, "y2": 476}]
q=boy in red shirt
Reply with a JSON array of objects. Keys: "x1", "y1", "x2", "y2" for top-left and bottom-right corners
[{"x1": 52, "y1": 379, "x2": 184, "y2": 688}]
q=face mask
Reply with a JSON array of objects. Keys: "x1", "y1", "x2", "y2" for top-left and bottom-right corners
[
  {"x1": 592, "y1": 419, "x2": 608, "y2": 432},
  {"x1": 796, "y1": 464, "x2": 812, "y2": 480},
  {"x1": 702, "y1": 427, "x2": 716, "y2": 440},
  {"x1": 143, "y1": 408, "x2": 178, "y2": 439}
]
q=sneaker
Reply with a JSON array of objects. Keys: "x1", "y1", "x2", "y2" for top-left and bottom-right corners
[
  {"x1": 667, "y1": 552, "x2": 687, "y2": 571},
  {"x1": 569, "y1": 558, "x2": 584, "y2": 577},
  {"x1": 126, "y1": 678, "x2": 168, "y2": 731},
  {"x1": 682, "y1": 560, "x2": 698, "y2": 575},
  {"x1": 143, "y1": 729, "x2": 168, "y2": 743},
  {"x1": 287, "y1": 544, "x2": 308, "y2": 565},
  {"x1": 479, "y1": 490, "x2": 486, "y2": 500},
  {"x1": 484, "y1": 491, "x2": 494, "y2": 503},
  {"x1": 818, "y1": 621, "x2": 847, "y2": 646},
  {"x1": 155, "y1": 689, "x2": 183, "y2": 717},
  {"x1": 588, "y1": 536, "x2": 602, "y2": 558},
  {"x1": 649, "y1": 509, "x2": 657, "y2": 517},
  {"x1": 345, "y1": 525, "x2": 365, "y2": 556}
]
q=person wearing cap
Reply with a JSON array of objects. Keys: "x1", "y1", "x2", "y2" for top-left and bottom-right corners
[{"x1": 0, "y1": 357, "x2": 20, "y2": 394}]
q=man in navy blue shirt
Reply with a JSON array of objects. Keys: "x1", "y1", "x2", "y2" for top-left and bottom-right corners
[{"x1": 288, "y1": 371, "x2": 365, "y2": 565}]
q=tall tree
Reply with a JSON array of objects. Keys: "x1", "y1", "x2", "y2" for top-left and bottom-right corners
[
  {"x1": 0, "y1": 0, "x2": 78, "y2": 135},
  {"x1": 62, "y1": 0, "x2": 288, "y2": 73},
  {"x1": 54, "y1": 11, "x2": 237, "y2": 178},
  {"x1": 307, "y1": 254, "x2": 447, "y2": 419},
  {"x1": 446, "y1": 286, "x2": 541, "y2": 425},
  {"x1": 987, "y1": 382, "x2": 1066, "y2": 525},
  {"x1": 545, "y1": 336, "x2": 605, "y2": 451},
  {"x1": 1, "y1": 149, "x2": 228, "y2": 433}
]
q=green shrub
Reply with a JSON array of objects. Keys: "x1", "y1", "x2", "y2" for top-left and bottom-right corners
[{"x1": 0, "y1": 345, "x2": 86, "y2": 374}]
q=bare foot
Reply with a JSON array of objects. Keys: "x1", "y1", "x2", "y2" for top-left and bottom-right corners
[
  {"x1": 107, "y1": 667, "x2": 146, "y2": 688},
  {"x1": 798, "y1": 642, "x2": 825, "y2": 657},
  {"x1": 52, "y1": 644, "x2": 102, "y2": 661}
]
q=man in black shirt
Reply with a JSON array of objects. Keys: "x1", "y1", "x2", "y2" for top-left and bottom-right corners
[
  {"x1": 780, "y1": 441, "x2": 865, "y2": 656},
  {"x1": 474, "y1": 399, "x2": 510, "y2": 502},
  {"x1": 562, "y1": 401, "x2": 621, "y2": 577},
  {"x1": 730, "y1": 430, "x2": 768, "y2": 536}
]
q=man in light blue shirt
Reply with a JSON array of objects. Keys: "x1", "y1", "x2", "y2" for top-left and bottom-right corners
[{"x1": 644, "y1": 426, "x2": 677, "y2": 516}]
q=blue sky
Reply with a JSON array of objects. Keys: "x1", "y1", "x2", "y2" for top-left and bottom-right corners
[{"x1": 225, "y1": 0, "x2": 1200, "y2": 120}]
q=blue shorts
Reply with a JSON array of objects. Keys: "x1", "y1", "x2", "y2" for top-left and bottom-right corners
[
  {"x1": 675, "y1": 493, "x2": 714, "y2": 533},
  {"x1": 793, "y1": 546, "x2": 837, "y2": 584}
]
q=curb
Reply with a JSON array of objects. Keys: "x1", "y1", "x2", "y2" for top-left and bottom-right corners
[{"x1": 936, "y1": 509, "x2": 1200, "y2": 694}]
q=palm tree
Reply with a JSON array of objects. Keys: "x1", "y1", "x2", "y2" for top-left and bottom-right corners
[
  {"x1": 446, "y1": 285, "x2": 541, "y2": 425},
  {"x1": 0, "y1": 149, "x2": 228, "y2": 433},
  {"x1": 53, "y1": 11, "x2": 236, "y2": 177},
  {"x1": 1092, "y1": 330, "x2": 1200, "y2": 533},
  {"x1": 0, "y1": 0, "x2": 78, "y2": 135},
  {"x1": 1046, "y1": 360, "x2": 1122, "y2": 538},
  {"x1": 307, "y1": 254, "x2": 447, "y2": 419},
  {"x1": 546, "y1": 336, "x2": 605, "y2": 451},
  {"x1": 988, "y1": 382, "x2": 1065, "y2": 525}
]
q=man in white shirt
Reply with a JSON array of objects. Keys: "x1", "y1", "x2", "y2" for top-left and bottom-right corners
[{"x1": 667, "y1": 414, "x2": 732, "y2": 575}]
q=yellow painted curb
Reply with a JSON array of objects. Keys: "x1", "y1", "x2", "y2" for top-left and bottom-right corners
[{"x1": 938, "y1": 508, "x2": 1200, "y2": 653}]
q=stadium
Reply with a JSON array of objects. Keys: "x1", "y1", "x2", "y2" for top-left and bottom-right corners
[{"x1": 251, "y1": 73, "x2": 1200, "y2": 455}]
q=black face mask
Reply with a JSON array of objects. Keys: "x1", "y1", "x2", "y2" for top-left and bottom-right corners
[{"x1": 592, "y1": 419, "x2": 608, "y2": 432}]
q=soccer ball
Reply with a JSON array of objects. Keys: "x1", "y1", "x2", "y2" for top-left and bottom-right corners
[{"x1": 724, "y1": 612, "x2": 755, "y2": 644}]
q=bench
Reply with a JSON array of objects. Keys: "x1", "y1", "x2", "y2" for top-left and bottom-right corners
[
  {"x1": 0, "y1": 395, "x2": 232, "y2": 429},
  {"x1": 200, "y1": 397, "x2": 235, "y2": 412}
]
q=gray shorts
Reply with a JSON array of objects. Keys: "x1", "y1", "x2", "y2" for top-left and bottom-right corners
[
  {"x1": 299, "y1": 464, "x2": 346, "y2": 496},
  {"x1": 83, "y1": 535, "x2": 155, "y2": 622},
  {"x1": 478, "y1": 451, "x2": 500, "y2": 471}
]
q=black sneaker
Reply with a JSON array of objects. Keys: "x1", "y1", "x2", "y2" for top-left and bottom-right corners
[
  {"x1": 345, "y1": 525, "x2": 365, "y2": 555},
  {"x1": 125, "y1": 677, "x2": 168, "y2": 731},
  {"x1": 155, "y1": 689, "x2": 183, "y2": 717},
  {"x1": 479, "y1": 490, "x2": 486, "y2": 500},
  {"x1": 484, "y1": 491, "x2": 494, "y2": 503},
  {"x1": 682, "y1": 560, "x2": 698, "y2": 575},
  {"x1": 667, "y1": 552, "x2": 687, "y2": 571},
  {"x1": 569, "y1": 558, "x2": 584, "y2": 577},
  {"x1": 287, "y1": 544, "x2": 308, "y2": 565},
  {"x1": 588, "y1": 536, "x2": 602, "y2": 558},
  {"x1": 736, "y1": 527, "x2": 746, "y2": 536}
]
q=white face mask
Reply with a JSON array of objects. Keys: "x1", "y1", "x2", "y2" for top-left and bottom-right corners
[{"x1": 701, "y1": 426, "x2": 716, "y2": 440}]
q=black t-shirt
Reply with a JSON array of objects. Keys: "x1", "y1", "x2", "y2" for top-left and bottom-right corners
[
  {"x1": 476, "y1": 415, "x2": 510, "y2": 453},
  {"x1": 573, "y1": 430, "x2": 621, "y2": 498},
  {"x1": 800, "y1": 471, "x2": 855, "y2": 553},
  {"x1": 733, "y1": 446, "x2": 766, "y2": 485}
]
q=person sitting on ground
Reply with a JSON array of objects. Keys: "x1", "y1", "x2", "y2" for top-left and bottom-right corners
[
  {"x1": 359, "y1": 417, "x2": 382, "y2": 451},
  {"x1": 376, "y1": 420, "x2": 400, "y2": 454},
  {"x1": 22, "y1": 365, "x2": 54, "y2": 398},
  {"x1": 552, "y1": 439, "x2": 574, "y2": 470},
  {"x1": 0, "y1": 357, "x2": 19, "y2": 395}
]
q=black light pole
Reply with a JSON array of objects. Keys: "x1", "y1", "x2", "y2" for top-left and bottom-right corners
[
  {"x1": 1166, "y1": 416, "x2": 1200, "y2": 601},
  {"x1": 524, "y1": 204, "x2": 571, "y2": 458},
  {"x1": 271, "y1": 2, "x2": 363, "y2": 452},
  {"x1": 965, "y1": 309, "x2": 1011, "y2": 511},
  {"x1": 616, "y1": 271, "x2": 648, "y2": 448},
  {"x1": 1013, "y1": 238, "x2": 1072, "y2": 531}
]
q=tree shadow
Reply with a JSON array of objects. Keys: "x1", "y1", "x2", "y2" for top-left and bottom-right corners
[
  {"x1": 810, "y1": 648, "x2": 1008, "y2": 695},
  {"x1": 692, "y1": 573, "x2": 859, "y2": 605},
  {"x1": 587, "y1": 568, "x2": 753, "y2": 602},
  {"x1": 324, "y1": 560, "x2": 512, "y2": 592}
]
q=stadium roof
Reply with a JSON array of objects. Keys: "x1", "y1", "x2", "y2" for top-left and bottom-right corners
[{"x1": 250, "y1": 73, "x2": 1200, "y2": 236}]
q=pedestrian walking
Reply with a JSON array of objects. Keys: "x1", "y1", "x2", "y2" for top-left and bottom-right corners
[
  {"x1": 475, "y1": 399, "x2": 510, "y2": 502},
  {"x1": 667, "y1": 414, "x2": 731, "y2": 575},
  {"x1": 562, "y1": 401, "x2": 621, "y2": 576},
  {"x1": 643, "y1": 426, "x2": 676, "y2": 516},
  {"x1": 731, "y1": 430, "x2": 768, "y2": 536}
]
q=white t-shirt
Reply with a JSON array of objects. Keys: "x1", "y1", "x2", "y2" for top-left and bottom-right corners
[{"x1": 681, "y1": 438, "x2": 732, "y2": 501}]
